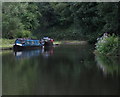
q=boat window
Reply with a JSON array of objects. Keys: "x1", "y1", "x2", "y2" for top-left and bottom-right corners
[
  {"x1": 27, "y1": 41, "x2": 30, "y2": 44},
  {"x1": 32, "y1": 41, "x2": 34, "y2": 44}
]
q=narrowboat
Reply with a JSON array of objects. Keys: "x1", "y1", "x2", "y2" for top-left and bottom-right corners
[
  {"x1": 41, "y1": 37, "x2": 54, "y2": 46},
  {"x1": 13, "y1": 38, "x2": 43, "y2": 51}
]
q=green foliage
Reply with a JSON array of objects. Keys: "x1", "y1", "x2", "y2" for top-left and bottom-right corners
[
  {"x1": 95, "y1": 34, "x2": 119, "y2": 56},
  {"x1": 16, "y1": 30, "x2": 32, "y2": 38},
  {"x1": 0, "y1": 38, "x2": 15, "y2": 48},
  {"x1": 2, "y1": 2, "x2": 119, "y2": 41},
  {"x1": 2, "y1": 2, "x2": 39, "y2": 39},
  {"x1": 97, "y1": 3, "x2": 119, "y2": 35}
]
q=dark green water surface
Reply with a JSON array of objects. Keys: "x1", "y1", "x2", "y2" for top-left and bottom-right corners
[{"x1": 2, "y1": 44, "x2": 120, "y2": 95}]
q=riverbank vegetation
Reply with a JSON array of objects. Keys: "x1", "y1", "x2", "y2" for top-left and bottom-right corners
[
  {"x1": 95, "y1": 34, "x2": 119, "y2": 56},
  {"x1": 0, "y1": 38, "x2": 15, "y2": 48}
]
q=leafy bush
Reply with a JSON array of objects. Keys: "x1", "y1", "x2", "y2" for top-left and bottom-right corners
[
  {"x1": 95, "y1": 33, "x2": 119, "y2": 56},
  {"x1": 16, "y1": 30, "x2": 32, "y2": 38}
]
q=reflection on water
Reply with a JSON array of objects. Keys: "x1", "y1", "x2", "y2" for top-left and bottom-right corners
[
  {"x1": 95, "y1": 54, "x2": 120, "y2": 76},
  {"x1": 42, "y1": 47, "x2": 54, "y2": 58},
  {"x1": 14, "y1": 50, "x2": 41, "y2": 59},
  {"x1": 14, "y1": 47, "x2": 54, "y2": 59},
  {"x1": 2, "y1": 45, "x2": 120, "y2": 95}
]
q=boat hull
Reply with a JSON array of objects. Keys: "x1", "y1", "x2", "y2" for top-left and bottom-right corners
[
  {"x1": 13, "y1": 45, "x2": 42, "y2": 51},
  {"x1": 44, "y1": 41, "x2": 53, "y2": 46}
]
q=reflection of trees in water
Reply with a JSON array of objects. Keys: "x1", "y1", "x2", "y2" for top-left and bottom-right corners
[
  {"x1": 4, "y1": 45, "x2": 115, "y2": 95},
  {"x1": 3, "y1": 47, "x2": 55, "y2": 95},
  {"x1": 95, "y1": 54, "x2": 120, "y2": 76},
  {"x1": 3, "y1": 53, "x2": 39, "y2": 95},
  {"x1": 37, "y1": 45, "x2": 96, "y2": 78}
]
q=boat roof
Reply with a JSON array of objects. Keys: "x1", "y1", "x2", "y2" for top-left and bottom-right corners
[
  {"x1": 16, "y1": 38, "x2": 39, "y2": 41},
  {"x1": 42, "y1": 37, "x2": 52, "y2": 40}
]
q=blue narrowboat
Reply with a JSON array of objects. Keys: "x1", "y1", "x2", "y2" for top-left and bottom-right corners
[{"x1": 13, "y1": 38, "x2": 43, "y2": 51}]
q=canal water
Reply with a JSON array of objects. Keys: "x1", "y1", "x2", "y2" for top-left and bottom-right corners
[{"x1": 2, "y1": 44, "x2": 120, "y2": 95}]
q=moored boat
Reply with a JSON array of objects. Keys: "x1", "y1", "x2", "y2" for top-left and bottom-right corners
[
  {"x1": 13, "y1": 38, "x2": 43, "y2": 51},
  {"x1": 41, "y1": 37, "x2": 54, "y2": 46}
]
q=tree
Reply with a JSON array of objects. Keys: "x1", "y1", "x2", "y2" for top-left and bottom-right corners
[{"x1": 2, "y1": 2, "x2": 39, "y2": 39}]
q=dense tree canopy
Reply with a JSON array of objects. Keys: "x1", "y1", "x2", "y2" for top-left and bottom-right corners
[{"x1": 2, "y1": 2, "x2": 119, "y2": 42}]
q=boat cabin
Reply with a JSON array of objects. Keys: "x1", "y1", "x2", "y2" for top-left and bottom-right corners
[{"x1": 15, "y1": 38, "x2": 42, "y2": 47}]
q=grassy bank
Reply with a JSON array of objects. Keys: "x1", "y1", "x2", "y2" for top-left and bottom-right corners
[
  {"x1": 0, "y1": 39, "x2": 15, "y2": 48},
  {"x1": 59, "y1": 40, "x2": 87, "y2": 45}
]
